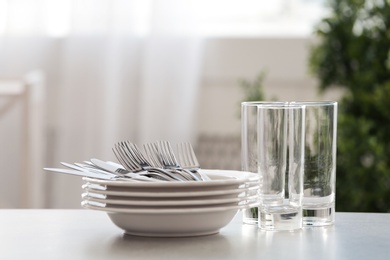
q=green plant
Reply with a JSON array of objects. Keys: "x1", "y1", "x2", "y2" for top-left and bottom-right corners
[
  {"x1": 239, "y1": 70, "x2": 267, "y2": 102},
  {"x1": 310, "y1": 0, "x2": 390, "y2": 212}
]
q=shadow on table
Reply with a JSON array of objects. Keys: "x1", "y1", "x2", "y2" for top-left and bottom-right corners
[{"x1": 99, "y1": 232, "x2": 233, "y2": 258}]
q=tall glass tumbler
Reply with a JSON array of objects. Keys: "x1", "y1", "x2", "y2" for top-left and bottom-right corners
[
  {"x1": 241, "y1": 102, "x2": 288, "y2": 224},
  {"x1": 292, "y1": 101, "x2": 337, "y2": 227},
  {"x1": 241, "y1": 102, "x2": 302, "y2": 228},
  {"x1": 257, "y1": 104, "x2": 305, "y2": 231}
]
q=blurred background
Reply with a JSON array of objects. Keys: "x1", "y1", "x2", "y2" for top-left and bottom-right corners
[{"x1": 0, "y1": 0, "x2": 389, "y2": 212}]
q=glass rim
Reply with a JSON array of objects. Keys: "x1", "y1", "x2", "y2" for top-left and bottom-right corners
[
  {"x1": 242, "y1": 101, "x2": 337, "y2": 107},
  {"x1": 241, "y1": 101, "x2": 287, "y2": 107},
  {"x1": 290, "y1": 101, "x2": 337, "y2": 107},
  {"x1": 256, "y1": 104, "x2": 305, "y2": 110},
  {"x1": 242, "y1": 101, "x2": 305, "y2": 109}
]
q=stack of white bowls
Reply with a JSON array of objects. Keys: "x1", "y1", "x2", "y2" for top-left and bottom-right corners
[{"x1": 81, "y1": 169, "x2": 259, "y2": 237}]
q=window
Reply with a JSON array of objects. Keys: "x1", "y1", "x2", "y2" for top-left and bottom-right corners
[{"x1": 0, "y1": 0, "x2": 327, "y2": 37}]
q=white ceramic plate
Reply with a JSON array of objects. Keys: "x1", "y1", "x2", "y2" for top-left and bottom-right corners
[
  {"x1": 82, "y1": 188, "x2": 259, "y2": 201},
  {"x1": 83, "y1": 198, "x2": 257, "y2": 210},
  {"x1": 83, "y1": 169, "x2": 259, "y2": 190},
  {"x1": 82, "y1": 178, "x2": 259, "y2": 193},
  {"x1": 81, "y1": 192, "x2": 258, "y2": 207},
  {"x1": 82, "y1": 184, "x2": 259, "y2": 198},
  {"x1": 81, "y1": 201, "x2": 256, "y2": 237}
]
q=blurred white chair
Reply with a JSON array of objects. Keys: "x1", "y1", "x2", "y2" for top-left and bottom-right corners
[
  {"x1": 0, "y1": 71, "x2": 46, "y2": 208},
  {"x1": 194, "y1": 134, "x2": 241, "y2": 171}
]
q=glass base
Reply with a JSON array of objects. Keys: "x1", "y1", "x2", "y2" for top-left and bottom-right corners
[
  {"x1": 303, "y1": 204, "x2": 335, "y2": 227},
  {"x1": 242, "y1": 207, "x2": 258, "y2": 225},
  {"x1": 259, "y1": 206, "x2": 302, "y2": 231}
]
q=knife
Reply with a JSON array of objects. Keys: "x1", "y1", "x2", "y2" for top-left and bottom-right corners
[
  {"x1": 43, "y1": 167, "x2": 128, "y2": 180},
  {"x1": 90, "y1": 158, "x2": 127, "y2": 174}
]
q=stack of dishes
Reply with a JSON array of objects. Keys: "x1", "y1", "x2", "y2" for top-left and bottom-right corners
[{"x1": 82, "y1": 169, "x2": 259, "y2": 237}]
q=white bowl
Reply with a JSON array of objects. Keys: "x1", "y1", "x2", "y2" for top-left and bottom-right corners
[
  {"x1": 82, "y1": 184, "x2": 259, "y2": 198},
  {"x1": 82, "y1": 201, "x2": 254, "y2": 237},
  {"x1": 83, "y1": 169, "x2": 260, "y2": 192},
  {"x1": 82, "y1": 192, "x2": 258, "y2": 207}
]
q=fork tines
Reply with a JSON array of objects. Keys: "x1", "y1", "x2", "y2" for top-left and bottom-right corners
[
  {"x1": 177, "y1": 142, "x2": 199, "y2": 169},
  {"x1": 113, "y1": 140, "x2": 202, "y2": 181}
]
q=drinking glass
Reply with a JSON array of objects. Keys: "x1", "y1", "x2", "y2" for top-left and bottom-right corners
[
  {"x1": 256, "y1": 103, "x2": 305, "y2": 231},
  {"x1": 292, "y1": 101, "x2": 337, "y2": 226},
  {"x1": 241, "y1": 101, "x2": 287, "y2": 225}
]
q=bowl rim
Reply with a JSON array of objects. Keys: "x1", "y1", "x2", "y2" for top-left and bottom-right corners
[
  {"x1": 83, "y1": 169, "x2": 260, "y2": 188},
  {"x1": 82, "y1": 200, "x2": 259, "y2": 214}
]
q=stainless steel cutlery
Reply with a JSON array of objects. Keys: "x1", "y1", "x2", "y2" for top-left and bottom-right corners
[{"x1": 45, "y1": 140, "x2": 206, "y2": 182}]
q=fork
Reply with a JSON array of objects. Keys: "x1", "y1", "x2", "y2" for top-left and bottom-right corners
[
  {"x1": 143, "y1": 142, "x2": 196, "y2": 181},
  {"x1": 142, "y1": 142, "x2": 165, "y2": 169},
  {"x1": 177, "y1": 142, "x2": 210, "y2": 181},
  {"x1": 113, "y1": 141, "x2": 186, "y2": 181},
  {"x1": 155, "y1": 141, "x2": 202, "y2": 181},
  {"x1": 126, "y1": 141, "x2": 191, "y2": 181},
  {"x1": 112, "y1": 143, "x2": 176, "y2": 181}
]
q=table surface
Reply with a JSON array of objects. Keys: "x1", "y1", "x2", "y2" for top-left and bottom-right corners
[{"x1": 0, "y1": 210, "x2": 389, "y2": 260}]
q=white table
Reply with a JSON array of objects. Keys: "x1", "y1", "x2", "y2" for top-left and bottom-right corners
[{"x1": 0, "y1": 210, "x2": 389, "y2": 260}]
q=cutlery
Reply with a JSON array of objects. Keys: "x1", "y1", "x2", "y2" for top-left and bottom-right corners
[
  {"x1": 153, "y1": 141, "x2": 201, "y2": 181},
  {"x1": 177, "y1": 142, "x2": 210, "y2": 181},
  {"x1": 90, "y1": 158, "x2": 128, "y2": 174},
  {"x1": 60, "y1": 162, "x2": 112, "y2": 175},
  {"x1": 142, "y1": 142, "x2": 194, "y2": 181},
  {"x1": 90, "y1": 158, "x2": 163, "y2": 182},
  {"x1": 44, "y1": 168, "x2": 132, "y2": 181},
  {"x1": 63, "y1": 161, "x2": 167, "y2": 182},
  {"x1": 113, "y1": 142, "x2": 185, "y2": 181}
]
